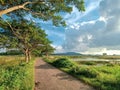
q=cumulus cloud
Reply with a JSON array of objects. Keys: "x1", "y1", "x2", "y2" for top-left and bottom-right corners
[
  {"x1": 99, "y1": 0, "x2": 120, "y2": 32},
  {"x1": 63, "y1": 29, "x2": 93, "y2": 52},
  {"x1": 64, "y1": 0, "x2": 101, "y2": 24},
  {"x1": 62, "y1": 0, "x2": 120, "y2": 54},
  {"x1": 91, "y1": 0, "x2": 120, "y2": 47},
  {"x1": 51, "y1": 45, "x2": 65, "y2": 53}
]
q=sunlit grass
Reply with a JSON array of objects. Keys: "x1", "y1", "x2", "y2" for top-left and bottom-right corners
[
  {"x1": 0, "y1": 56, "x2": 25, "y2": 64},
  {"x1": 0, "y1": 56, "x2": 35, "y2": 90}
]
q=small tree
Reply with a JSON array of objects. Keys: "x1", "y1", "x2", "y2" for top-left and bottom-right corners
[
  {"x1": 31, "y1": 36, "x2": 55, "y2": 56},
  {"x1": 40, "y1": 40, "x2": 55, "y2": 56},
  {"x1": 43, "y1": 44, "x2": 55, "y2": 56},
  {"x1": 32, "y1": 44, "x2": 55, "y2": 57},
  {"x1": 0, "y1": 20, "x2": 52, "y2": 62}
]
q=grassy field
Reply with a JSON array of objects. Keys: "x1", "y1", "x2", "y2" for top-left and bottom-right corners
[
  {"x1": 54, "y1": 55, "x2": 120, "y2": 60},
  {"x1": 44, "y1": 56, "x2": 120, "y2": 90},
  {"x1": 0, "y1": 56, "x2": 35, "y2": 90}
]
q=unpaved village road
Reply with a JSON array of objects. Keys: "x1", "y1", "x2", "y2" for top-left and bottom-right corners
[{"x1": 34, "y1": 59, "x2": 95, "y2": 90}]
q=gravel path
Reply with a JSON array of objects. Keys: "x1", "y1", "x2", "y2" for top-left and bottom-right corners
[{"x1": 34, "y1": 59, "x2": 95, "y2": 90}]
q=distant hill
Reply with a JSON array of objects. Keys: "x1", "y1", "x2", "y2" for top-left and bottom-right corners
[{"x1": 53, "y1": 52, "x2": 82, "y2": 55}]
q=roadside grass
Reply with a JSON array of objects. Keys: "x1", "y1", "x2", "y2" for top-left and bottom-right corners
[
  {"x1": 0, "y1": 56, "x2": 35, "y2": 90},
  {"x1": 44, "y1": 56, "x2": 120, "y2": 90}
]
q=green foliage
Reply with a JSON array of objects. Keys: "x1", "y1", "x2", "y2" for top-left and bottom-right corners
[
  {"x1": 70, "y1": 66, "x2": 98, "y2": 78},
  {"x1": 0, "y1": 56, "x2": 34, "y2": 90},
  {"x1": 77, "y1": 61, "x2": 96, "y2": 65},
  {"x1": 32, "y1": 41, "x2": 55, "y2": 56},
  {"x1": 52, "y1": 58, "x2": 74, "y2": 68},
  {"x1": 0, "y1": 0, "x2": 85, "y2": 26},
  {"x1": 0, "y1": 20, "x2": 54, "y2": 61}
]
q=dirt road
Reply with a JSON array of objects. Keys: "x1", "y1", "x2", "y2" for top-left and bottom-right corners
[{"x1": 34, "y1": 59, "x2": 95, "y2": 90}]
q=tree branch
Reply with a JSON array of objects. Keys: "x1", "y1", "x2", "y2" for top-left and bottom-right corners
[
  {"x1": 4, "y1": 20, "x2": 22, "y2": 39},
  {"x1": 0, "y1": 1, "x2": 45, "y2": 16},
  {"x1": 30, "y1": 11, "x2": 45, "y2": 17}
]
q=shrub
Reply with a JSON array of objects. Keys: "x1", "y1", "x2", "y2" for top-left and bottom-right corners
[
  {"x1": 52, "y1": 58, "x2": 74, "y2": 68},
  {"x1": 70, "y1": 66, "x2": 98, "y2": 78},
  {"x1": 69, "y1": 65, "x2": 80, "y2": 74},
  {"x1": 106, "y1": 63, "x2": 115, "y2": 67},
  {"x1": 80, "y1": 61, "x2": 96, "y2": 65},
  {"x1": 100, "y1": 69, "x2": 112, "y2": 74}
]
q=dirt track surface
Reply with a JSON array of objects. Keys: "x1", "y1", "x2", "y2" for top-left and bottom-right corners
[{"x1": 34, "y1": 59, "x2": 95, "y2": 90}]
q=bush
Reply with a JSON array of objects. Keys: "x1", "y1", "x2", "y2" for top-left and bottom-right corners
[
  {"x1": 69, "y1": 65, "x2": 80, "y2": 73},
  {"x1": 52, "y1": 58, "x2": 74, "y2": 68},
  {"x1": 106, "y1": 63, "x2": 115, "y2": 67},
  {"x1": 79, "y1": 61, "x2": 96, "y2": 65},
  {"x1": 70, "y1": 66, "x2": 98, "y2": 78},
  {"x1": 100, "y1": 69, "x2": 112, "y2": 74}
]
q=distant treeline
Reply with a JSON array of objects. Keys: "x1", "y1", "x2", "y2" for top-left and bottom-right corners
[{"x1": 0, "y1": 50, "x2": 23, "y2": 55}]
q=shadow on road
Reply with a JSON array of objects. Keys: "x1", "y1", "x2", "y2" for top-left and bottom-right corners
[
  {"x1": 53, "y1": 72, "x2": 78, "y2": 81},
  {"x1": 35, "y1": 62, "x2": 55, "y2": 69}
]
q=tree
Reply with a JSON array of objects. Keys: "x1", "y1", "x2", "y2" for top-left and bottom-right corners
[
  {"x1": 42, "y1": 44, "x2": 55, "y2": 57},
  {"x1": 0, "y1": 0, "x2": 85, "y2": 62},
  {"x1": 0, "y1": 20, "x2": 53, "y2": 62},
  {"x1": 0, "y1": 0, "x2": 85, "y2": 26},
  {"x1": 32, "y1": 42, "x2": 55, "y2": 57},
  {"x1": 36, "y1": 39, "x2": 55, "y2": 56}
]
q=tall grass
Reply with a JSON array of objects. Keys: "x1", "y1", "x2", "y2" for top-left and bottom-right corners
[
  {"x1": 0, "y1": 56, "x2": 35, "y2": 90},
  {"x1": 44, "y1": 56, "x2": 120, "y2": 90}
]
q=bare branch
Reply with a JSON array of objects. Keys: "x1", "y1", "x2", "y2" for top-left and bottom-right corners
[
  {"x1": 23, "y1": 7, "x2": 30, "y2": 11},
  {"x1": 0, "y1": 1, "x2": 45, "y2": 16},
  {"x1": 22, "y1": 1, "x2": 32, "y2": 6}
]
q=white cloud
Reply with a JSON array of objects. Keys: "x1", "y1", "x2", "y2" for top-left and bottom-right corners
[
  {"x1": 81, "y1": 20, "x2": 96, "y2": 26},
  {"x1": 98, "y1": 16, "x2": 106, "y2": 23},
  {"x1": 64, "y1": 0, "x2": 101, "y2": 24},
  {"x1": 87, "y1": 34, "x2": 93, "y2": 40},
  {"x1": 99, "y1": 0, "x2": 120, "y2": 32},
  {"x1": 60, "y1": 0, "x2": 120, "y2": 55},
  {"x1": 82, "y1": 48, "x2": 120, "y2": 55},
  {"x1": 52, "y1": 45, "x2": 65, "y2": 53},
  {"x1": 63, "y1": 29, "x2": 93, "y2": 52}
]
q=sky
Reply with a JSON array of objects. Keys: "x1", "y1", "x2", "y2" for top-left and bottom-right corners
[
  {"x1": 38, "y1": 0, "x2": 120, "y2": 55},
  {"x1": 1, "y1": 0, "x2": 120, "y2": 55}
]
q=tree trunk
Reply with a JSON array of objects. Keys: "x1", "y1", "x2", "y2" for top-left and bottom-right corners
[
  {"x1": 25, "y1": 49, "x2": 29, "y2": 63},
  {"x1": 28, "y1": 51, "x2": 31, "y2": 61},
  {"x1": 46, "y1": 52, "x2": 49, "y2": 58}
]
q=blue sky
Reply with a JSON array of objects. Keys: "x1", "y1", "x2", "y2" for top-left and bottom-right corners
[
  {"x1": 1, "y1": 0, "x2": 119, "y2": 55},
  {"x1": 37, "y1": 0, "x2": 120, "y2": 55}
]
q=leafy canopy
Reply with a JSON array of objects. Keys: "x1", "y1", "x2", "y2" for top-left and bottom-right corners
[
  {"x1": 0, "y1": 19, "x2": 53, "y2": 55},
  {"x1": 0, "y1": 0, "x2": 85, "y2": 26}
]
